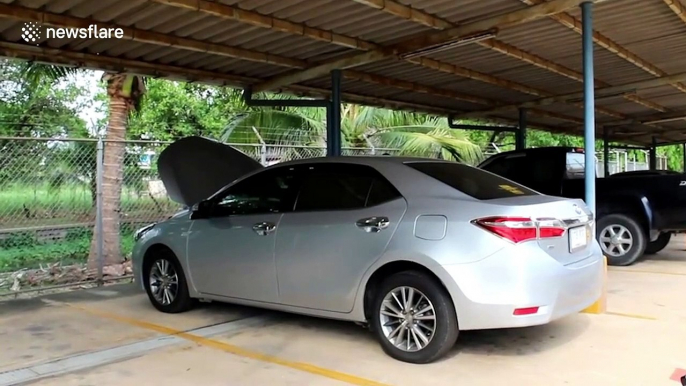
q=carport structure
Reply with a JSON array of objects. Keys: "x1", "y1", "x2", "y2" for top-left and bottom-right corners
[{"x1": 2, "y1": 0, "x2": 686, "y2": 211}]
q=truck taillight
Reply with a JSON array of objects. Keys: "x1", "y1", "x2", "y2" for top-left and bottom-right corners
[{"x1": 473, "y1": 216, "x2": 565, "y2": 243}]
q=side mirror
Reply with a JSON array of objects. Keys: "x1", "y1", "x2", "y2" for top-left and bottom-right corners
[{"x1": 190, "y1": 200, "x2": 213, "y2": 220}]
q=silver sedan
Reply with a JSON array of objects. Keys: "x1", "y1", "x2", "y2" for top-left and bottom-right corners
[{"x1": 132, "y1": 136, "x2": 604, "y2": 364}]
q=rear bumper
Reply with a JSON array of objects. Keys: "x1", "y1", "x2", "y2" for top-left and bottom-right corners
[{"x1": 441, "y1": 243, "x2": 604, "y2": 330}]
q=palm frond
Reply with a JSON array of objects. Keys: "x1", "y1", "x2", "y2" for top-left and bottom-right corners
[
  {"x1": 20, "y1": 63, "x2": 80, "y2": 88},
  {"x1": 221, "y1": 109, "x2": 325, "y2": 145},
  {"x1": 378, "y1": 127, "x2": 483, "y2": 165}
]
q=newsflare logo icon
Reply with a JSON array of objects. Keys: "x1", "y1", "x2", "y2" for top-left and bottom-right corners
[{"x1": 21, "y1": 22, "x2": 42, "y2": 43}]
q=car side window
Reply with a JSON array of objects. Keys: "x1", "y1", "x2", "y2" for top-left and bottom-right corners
[
  {"x1": 211, "y1": 167, "x2": 300, "y2": 217},
  {"x1": 294, "y1": 164, "x2": 400, "y2": 212},
  {"x1": 366, "y1": 178, "x2": 402, "y2": 207}
]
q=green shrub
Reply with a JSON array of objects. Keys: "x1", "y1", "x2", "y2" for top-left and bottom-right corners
[
  {"x1": 0, "y1": 229, "x2": 135, "y2": 272},
  {"x1": 0, "y1": 232, "x2": 35, "y2": 249}
]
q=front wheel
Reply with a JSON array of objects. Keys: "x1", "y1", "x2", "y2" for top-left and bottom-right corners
[
  {"x1": 644, "y1": 232, "x2": 671, "y2": 255},
  {"x1": 597, "y1": 214, "x2": 647, "y2": 266},
  {"x1": 143, "y1": 249, "x2": 194, "y2": 313},
  {"x1": 370, "y1": 271, "x2": 459, "y2": 364}
]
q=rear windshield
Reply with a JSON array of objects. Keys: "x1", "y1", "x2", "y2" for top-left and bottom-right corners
[
  {"x1": 566, "y1": 152, "x2": 586, "y2": 179},
  {"x1": 405, "y1": 161, "x2": 538, "y2": 200}
]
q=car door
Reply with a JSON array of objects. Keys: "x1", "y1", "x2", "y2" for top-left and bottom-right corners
[
  {"x1": 275, "y1": 163, "x2": 407, "y2": 313},
  {"x1": 186, "y1": 166, "x2": 300, "y2": 303}
]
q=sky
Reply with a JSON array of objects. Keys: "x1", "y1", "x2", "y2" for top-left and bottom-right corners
[{"x1": 67, "y1": 69, "x2": 106, "y2": 133}]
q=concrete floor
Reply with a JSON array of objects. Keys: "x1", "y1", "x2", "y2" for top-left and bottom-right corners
[{"x1": 1, "y1": 239, "x2": 685, "y2": 386}]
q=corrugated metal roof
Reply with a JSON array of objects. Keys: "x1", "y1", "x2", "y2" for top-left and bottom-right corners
[{"x1": 0, "y1": 0, "x2": 685, "y2": 145}]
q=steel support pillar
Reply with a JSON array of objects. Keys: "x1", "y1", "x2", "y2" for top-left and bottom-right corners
[
  {"x1": 516, "y1": 108, "x2": 527, "y2": 150},
  {"x1": 327, "y1": 69, "x2": 342, "y2": 157},
  {"x1": 602, "y1": 127, "x2": 610, "y2": 177},
  {"x1": 649, "y1": 136, "x2": 657, "y2": 170},
  {"x1": 582, "y1": 1, "x2": 596, "y2": 216}
]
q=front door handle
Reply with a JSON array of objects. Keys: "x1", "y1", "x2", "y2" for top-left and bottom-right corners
[
  {"x1": 252, "y1": 221, "x2": 276, "y2": 236},
  {"x1": 356, "y1": 217, "x2": 390, "y2": 233}
]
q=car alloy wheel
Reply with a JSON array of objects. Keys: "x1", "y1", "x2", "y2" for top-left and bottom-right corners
[
  {"x1": 599, "y1": 224, "x2": 633, "y2": 257},
  {"x1": 379, "y1": 286, "x2": 436, "y2": 352},
  {"x1": 149, "y1": 258, "x2": 179, "y2": 306}
]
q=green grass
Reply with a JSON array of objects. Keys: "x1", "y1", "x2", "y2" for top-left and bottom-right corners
[
  {"x1": 0, "y1": 183, "x2": 175, "y2": 273},
  {"x1": 0, "y1": 228, "x2": 135, "y2": 272},
  {"x1": 0, "y1": 183, "x2": 178, "y2": 227}
]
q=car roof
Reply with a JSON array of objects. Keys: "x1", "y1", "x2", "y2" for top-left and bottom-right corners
[{"x1": 268, "y1": 155, "x2": 460, "y2": 168}]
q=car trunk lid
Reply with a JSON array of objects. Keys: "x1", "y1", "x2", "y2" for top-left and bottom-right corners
[{"x1": 157, "y1": 136, "x2": 263, "y2": 207}]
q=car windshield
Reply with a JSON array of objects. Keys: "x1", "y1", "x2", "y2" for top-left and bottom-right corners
[{"x1": 405, "y1": 161, "x2": 538, "y2": 200}]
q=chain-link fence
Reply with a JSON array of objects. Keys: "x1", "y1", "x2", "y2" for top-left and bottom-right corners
[{"x1": 0, "y1": 137, "x2": 398, "y2": 296}]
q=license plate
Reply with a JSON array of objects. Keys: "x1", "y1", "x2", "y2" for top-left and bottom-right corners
[{"x1": 569, "y1": 226, "x2": 587, "y2": 252}]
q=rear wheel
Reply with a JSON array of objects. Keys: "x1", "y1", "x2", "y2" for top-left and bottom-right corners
[
  {"x1": 370, "y1": 271, "x2": 458, "y2": 364},
  {"x1": 644, "y1": 232, "x2": 671, "y2": 255},
  {"x1": 597, "y1": 214, "x2": 646, "y2": 266},
  {"x1": 143, "y1": 248, "x2": 194, "y2": 313}
]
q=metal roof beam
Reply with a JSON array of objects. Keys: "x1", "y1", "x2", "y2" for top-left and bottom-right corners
[
  {"x1": 479, "y1": 39, "x2": 668, "y2": 112},
  {"x1": 0, "y1": 4, "x2": 307, "y2": 68},
  {"x1": 251, "y1": 0, "x2": 602, "y2": 92},
  {"x1": 521, "y1": 0, "x2": 686, "y2": 95},
  {"x1": 150, "y1": 0, "x2": 626, "y2": 120},
  {"x1": 0, "y1": 41, "x2": 466, "y2": 117},
  {"x1": 354, "y1": 0, "x2": 666, "y2": 113},
  {"x1": 605, "y1": 111, "x2": 686, "y2": 127},
  {"x1": 343, "y1": 71, "x2": 583, "y2": 124},
  {"x1": 0, "y1": 40, "x2": 577, "y2": 127},
  {"x1": 664, "y1": 0, "x2": 686, "y2": 24},
  {"x1": 457, "y1": 69, "x2": 686, "y2": 119},
  {"x1": 0, "y1": 3, "x2": 585, "y2": 125},
  {"x1": 0, "y1": 3, "x2": 514, "y2": 113},
  {"x1": 147, "y1": 0, "x2": 377, "y2": 51},
  {"x1": 350, "y1": 0, "x2": 454, "y2": 29}
]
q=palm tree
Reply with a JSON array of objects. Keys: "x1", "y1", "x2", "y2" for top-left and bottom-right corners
[
  {"x1": 94, "y1": 73, "x2": 146, "y2": 267},
  {"x1": 221, "y1": 103, "x2": 482, "y2": 164},
  {"x1": 220, "y1": 95, "x2": 327, "y2": 162},
  {"x1": 342, "y1": 106, "x2": 483, "y2": 164},
  {"x1": 23, "y1": 63, "x2": 146, "y2": 268}
]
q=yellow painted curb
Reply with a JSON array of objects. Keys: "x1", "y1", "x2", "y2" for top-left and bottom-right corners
[{"x1": 582, "y1": 255, "x2": 608, "y2": 314}]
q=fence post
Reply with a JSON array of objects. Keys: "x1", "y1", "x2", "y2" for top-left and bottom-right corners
[
  {"x1": 251, "y1": 126, "x2": 267, "y2": 165},
  {"x1": 96, "y1": 138, "x2": 104, "y2": 286},
  {"x1": 364, "y1": 135, "x2": 376, "y2": 155}
]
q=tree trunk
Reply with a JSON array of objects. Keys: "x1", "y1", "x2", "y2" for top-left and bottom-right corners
[{"x1": 88, "y1": 95, "x2": 129, "y2": 269}]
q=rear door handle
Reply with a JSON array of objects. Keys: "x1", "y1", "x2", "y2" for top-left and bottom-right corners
[
  {"x1": 356, "y1": 216, "x2": 390, "y2": 233},
  {"x1": 252, "y1": 221, "x2": 276, "y2": 236}
]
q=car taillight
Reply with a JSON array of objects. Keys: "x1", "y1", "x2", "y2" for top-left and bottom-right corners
[{"x1": 473, "y1": 216, "x2": 565, "y2": 243}]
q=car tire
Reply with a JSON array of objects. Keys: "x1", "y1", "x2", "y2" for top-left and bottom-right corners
[
  {"x1": 597, "y1": 214, "x2": 647, "y2": 266},
  {"x1": 644, "y1": 232, "x2": 671, "y2": 255},
  {"x1": 143, "y1": 248, "x2": 194, "y2": 313},
  {"x1": 370, "y1": 270, "x2": 458, "y2": 364}
]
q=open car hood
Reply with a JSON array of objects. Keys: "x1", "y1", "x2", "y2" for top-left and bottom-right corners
[{"x1": 157, "y1": 136, "x2": 263, "y2": 207}]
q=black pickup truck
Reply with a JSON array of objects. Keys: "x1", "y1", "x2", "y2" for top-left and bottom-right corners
[{"x1": 478, "y1": 147, "x2": 686, "y2": 266}]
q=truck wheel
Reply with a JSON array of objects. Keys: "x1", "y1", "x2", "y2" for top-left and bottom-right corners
[
  {"x1": 597, "y1": 214, "x2": 647, "y2": 266},
  {"x1": 644, "y1": 232, "x2": 671, "y2": 255}
]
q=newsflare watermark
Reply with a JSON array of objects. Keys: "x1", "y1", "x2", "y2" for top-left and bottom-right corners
[{"x1": 21, "y1": 21, "x2": 124, "y2": 44}]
